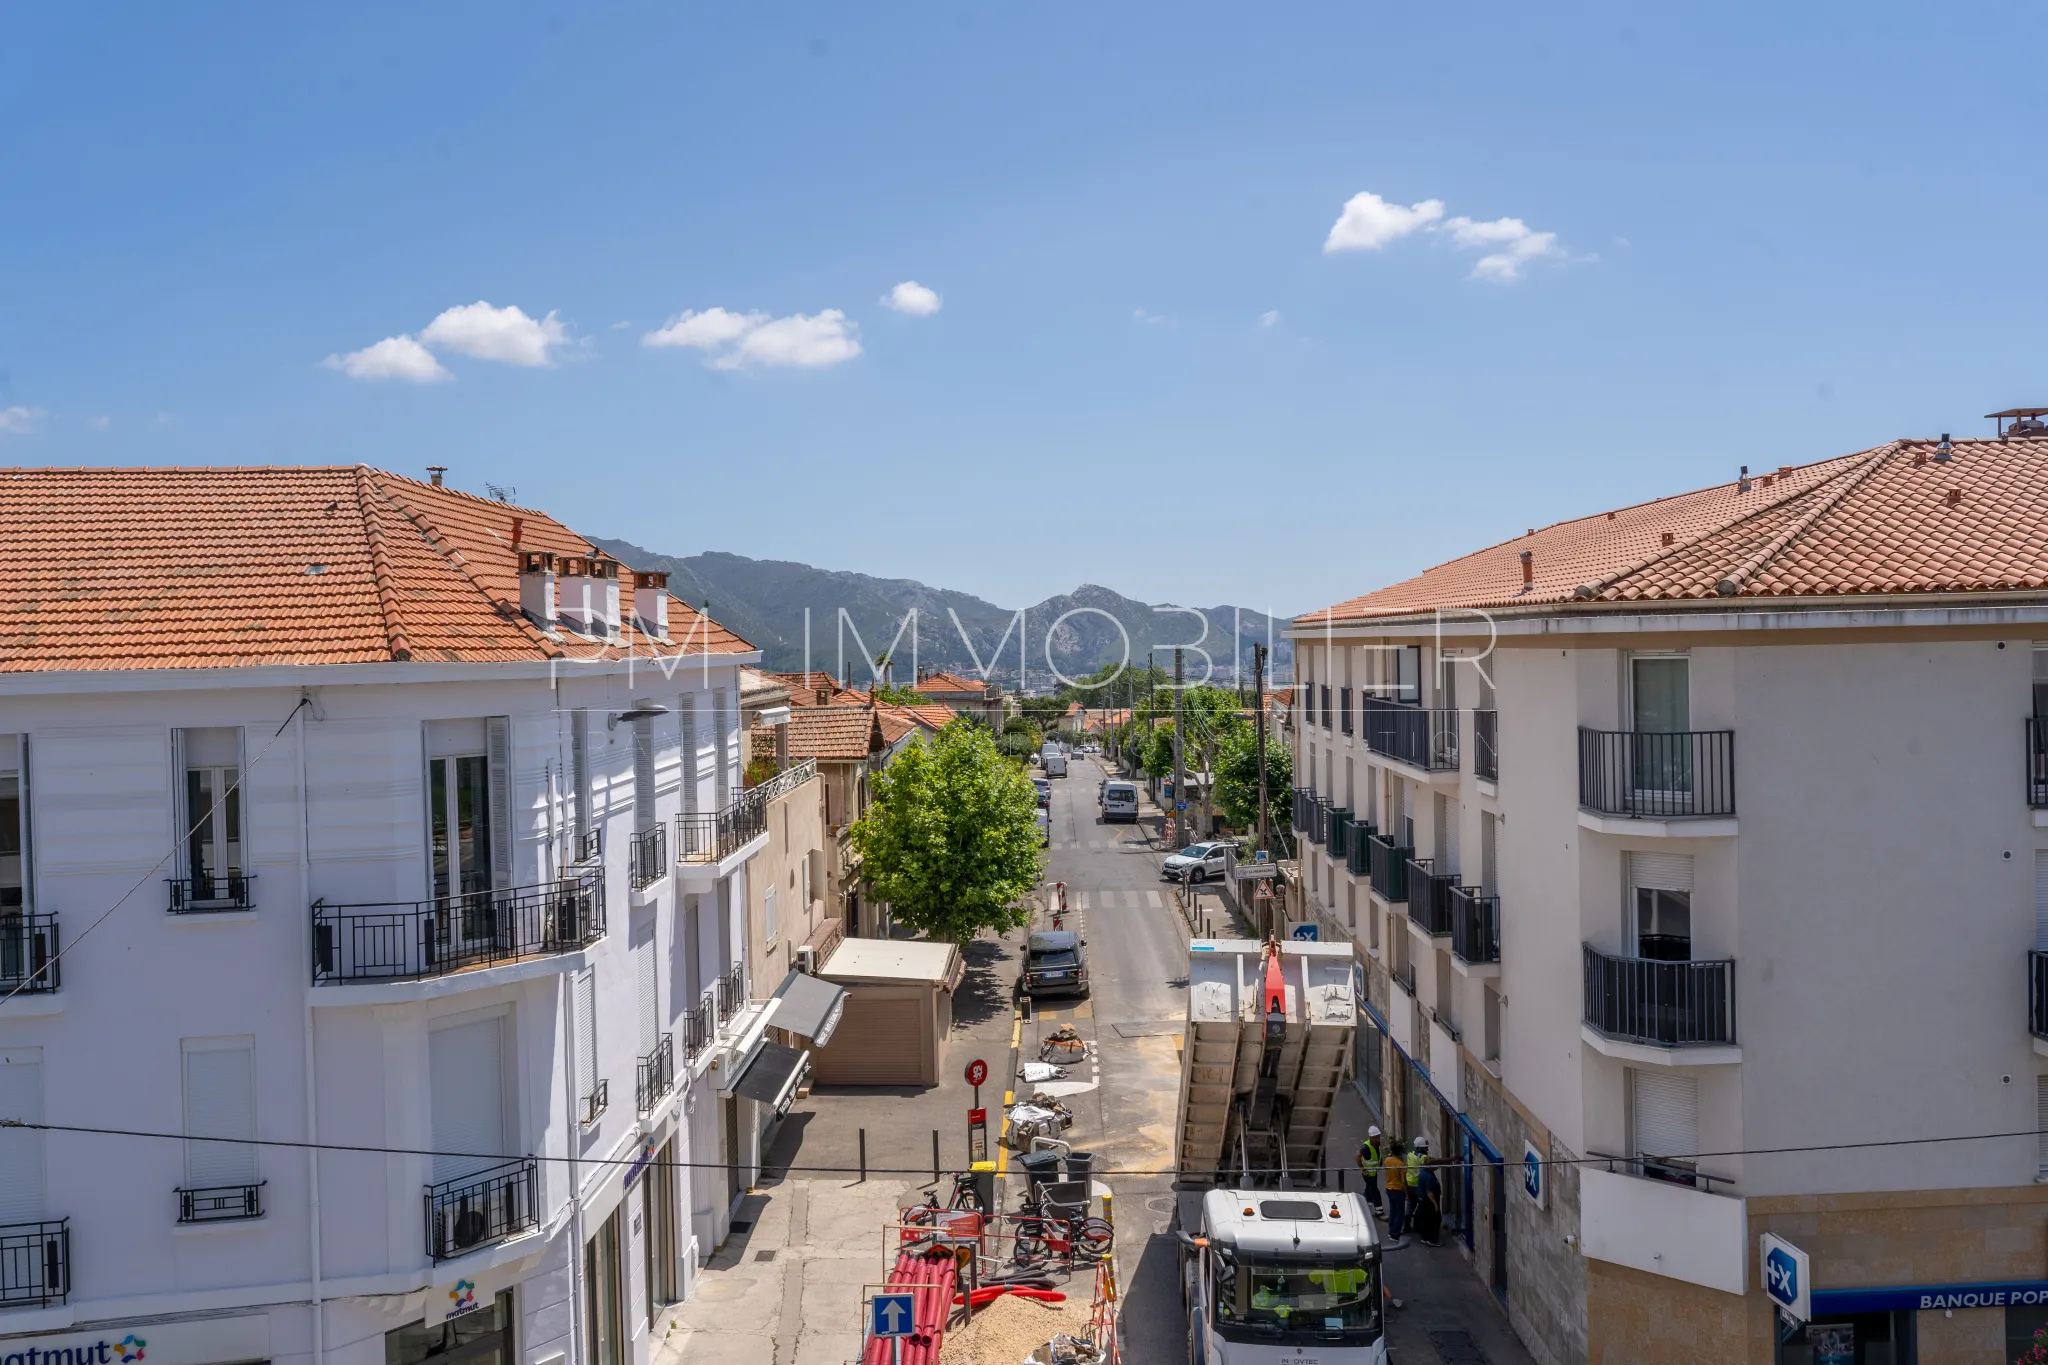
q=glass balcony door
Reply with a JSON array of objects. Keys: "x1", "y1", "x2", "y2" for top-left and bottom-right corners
[
  {"x1": 431, "y1": 754, "x2": 495, "y2": 944},
  {"x1": 1629, "y1": 656, "x2": 1693, "y2": 800},
  {"x1": 183, "y1": 766, "x2": 242, "y2": 897}
]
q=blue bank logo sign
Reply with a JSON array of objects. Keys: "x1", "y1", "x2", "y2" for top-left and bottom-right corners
[
  {"x1": 1762, "y1": 1233, "x2": 1811, "y2": 1323},
  {"x1": 1520, "y1": 1139, "x2": 1545, "y2": 1208}
]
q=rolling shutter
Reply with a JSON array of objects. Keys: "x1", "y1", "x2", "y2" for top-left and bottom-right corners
[
  {"x1": 713, "y1": 689, "x2": 732, "y2": 809},
  {"x1": 811, "y1": 995, "x2": 923, "y2": 1085},
  {"x1": 571, "y1": 710, "x2": 591, "y2": 842},
  {"x1": 0, "y1": 1055, "x2": 43, "y2": 1223},
  {"x1": 680, "y1": 695, "x2": 700, "y2": 816},
  {"x1": 574, "y1": 969, "x2": 599, "y2": 1112},
  {"x1": 1628, "y1": 852, "x2": 1694, "y2": 894},
  {"x1": 638, "y1": 941, "x2": 660, "y2": 1055},
  {"x1": 634, "y1": 716, "x2": 656, "y2": 833},
  {"x1": 183, "y1": 1040, "x2": 257, "y2": 1187},
  {"x1": 1630, "y1": 1070, "x2": 1698, "y2": 1165},
  {"x1": 2035, "y1": 851, "x2": 2048, "y2": 952},
  {"x1": 429, "y1": 1016, "x2": 506, "y2": 1184},
  {"x1": 486, "y1": 717, "x2": 513, "y2": 891}
]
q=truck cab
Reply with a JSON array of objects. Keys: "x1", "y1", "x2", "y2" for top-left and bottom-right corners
[{"x1": 1179, "y1": 1188, "x2": 1385, "y2": 1363}]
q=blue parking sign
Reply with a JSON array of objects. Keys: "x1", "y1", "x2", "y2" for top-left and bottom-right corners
[{"x1": 871, "y1": 1292, "x2": 916, "y2": 1339}]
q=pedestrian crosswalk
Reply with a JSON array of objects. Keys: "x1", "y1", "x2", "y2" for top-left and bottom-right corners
[{"x1": 1055, "y1": 887, "x2": 1173, "y2": 910}]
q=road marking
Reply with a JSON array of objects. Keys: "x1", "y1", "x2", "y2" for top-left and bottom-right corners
[{"x1": 1145, "y1": 889, "x2": 1163, "y2": 907}]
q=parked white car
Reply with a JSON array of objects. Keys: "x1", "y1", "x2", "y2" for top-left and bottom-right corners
[{"x1": 1162, "y1": 841, "x2": 1232, "y2": 882}]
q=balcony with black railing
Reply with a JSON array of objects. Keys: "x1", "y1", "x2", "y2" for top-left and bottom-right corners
[
  {"x1": 1582, "y1": 945, "x2": 1736, "y2": 1048},
  {"x1": 1345, "y1": 820, "x2": 1374, "y2": 877},
  {"x1": 1473, "y1": 709, "x2": 1499, "y2": 782},
  {"x1": 1366, "y1": 833, "x2": 1413, "y2": 903},
  {"x1": 716, "y1": 961, "x2": 748, "y2": 1026},
  {"x1": 750, "y1": 756, "x2": 820, "y2": 805},
  {"x1": 1450, "y1": 886, "x2": 1500, "y2": 966},
  {"x1": 1360, "y1": 698, "x2": 1459, "y2": 773},
  {"x1": 168, "y1": 872, "x2": 254, "y2": 913},
  {"x1": 1405, "y1": 858, "x2": 1455, "y2": 936},
  {"x1": 0, "y1": 915, "x2": 59, "y2": 995},
  {"x1": 581, "y1": 1078, "x2": 609, "y2": 1126},
  {"x1": 1324, "y1": 807, "x2": 1351, "y2": 860},
  {"x1": 2029, "y1": 717, "x2": 2047, "y2": 808},
  {"x1": 1578, "y1": 729, "x2": 1735, "y2": 819},
  {"x1": 678, "y1": 790, "x2": 770, "y2": 865},
  {"x1": 1291, "y1": 788, "x2": 1312, "y2": 835},
  {"x1": 573, "y1": 827, "x2": 602, "y2": 865},
  {"x1": 637, "y1": 1032, "x2": 675, "y2": 1114},
  {"x1": 0, "y1": 1219, "x2": 67, "y2": 1307},
  {"x1": 178, "y1": 1181, "x2": 264, "y2": 1224},
  {"x1": 312, "y1": 870, "x2": 605, "y2": 985},
  {"x1": 425, "y1": 1158, "x2": 537, "y2": 1261},
  {"x1": 2031, "y1": 951, "x2": 2048, "y2": 1040},
  {"x1": 629, "y1": 824, "x2": 668, "y2": 892}
]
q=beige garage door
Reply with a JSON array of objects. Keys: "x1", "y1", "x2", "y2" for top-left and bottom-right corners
[{"x1": 811, "y1": 993, "x2": 926, "y2": 1086}]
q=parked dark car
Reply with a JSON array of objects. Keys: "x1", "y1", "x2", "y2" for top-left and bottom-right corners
[{"x1": 1022, "y1": 930, "x2": 1089, "y2": 998}]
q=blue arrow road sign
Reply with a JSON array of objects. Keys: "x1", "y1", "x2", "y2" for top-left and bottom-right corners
[{"x1": 871, "y1": 1292, "x2": 916, "y2": 1339}]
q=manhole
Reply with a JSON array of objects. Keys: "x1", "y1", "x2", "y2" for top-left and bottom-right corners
[
  {"x1": 1428, "y1": 1328, "x2": 1489, "y2": 1363},
  {"x1": 754, "y1": 1250, "x2": 778, "y2": 1262}
]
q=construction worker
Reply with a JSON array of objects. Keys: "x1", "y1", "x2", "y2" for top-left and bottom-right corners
[
  {"x1": 1381, "y1": 1140, "x2": 1409, "y2": 1247},
  {"x1": 1357, "y1": 1125, "x2": 1385, "y2": 1218}
]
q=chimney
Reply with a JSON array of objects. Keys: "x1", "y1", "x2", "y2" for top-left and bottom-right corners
[
  {"x1": 1737, "y1": 464, "x2": 1752, "y2": 493},
  {"x1": 590, "y1": 558, "x2": 621, "y2": 637},
  {"x1": 556, "y1": 556, "x2": 591, "y2": 633},
  {"x1": 1519, "y1": 549, "x2": 1533, "y2": 588},
  {"x1": 1934, "y1": 433, "x2": 1953, "y2": 463},
  {"x1": 634, "y1": 571, "x2": 671, "y2": 640},
  {"x1": 1946, "y1": 488, "x2": 1962, "y2": 507},
  {"x1": 816, "y1": 687, "x2": 831, "y2": 706},
  {"x1": 427, "y1": 466, "x2": 446, "y2": 488},
  {"x1": 1662, "y1": 531, "x2": 1675, "y2": 546},
  {"x1": 518, "y1": 551, "x2": 558, "y2": 628},
  {"x1": 510, "y1": 516, "x2": 523, "y2": 547}
]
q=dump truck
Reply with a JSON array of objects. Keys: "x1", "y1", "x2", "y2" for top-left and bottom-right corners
[{"x1": 1172, "y1": 939, "x2": 1386, "y2": 1363}]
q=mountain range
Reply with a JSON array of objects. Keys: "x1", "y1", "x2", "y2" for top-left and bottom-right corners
[{"x1": 588, "y1": 539, "x2": 1296, "y2": 690}]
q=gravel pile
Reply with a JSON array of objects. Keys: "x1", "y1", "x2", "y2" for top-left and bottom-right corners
[{"x1": 938, "y1": 1291, "x2": 1097, "y2": 1365}]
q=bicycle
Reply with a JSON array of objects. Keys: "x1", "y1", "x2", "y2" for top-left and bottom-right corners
[{"x1": 1006, "y1": 1210, "x2": 1113, "y2": 1268}]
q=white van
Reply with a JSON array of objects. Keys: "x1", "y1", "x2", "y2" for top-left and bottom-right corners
[
  {"x1": 1101, "y1": 781, "x2": 1138, "y2": 823},
  {"x1": 1043, "y1": 750, "x2": 1068, "y2": 778}
]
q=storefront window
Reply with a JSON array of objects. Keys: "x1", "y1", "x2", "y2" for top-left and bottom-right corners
[
  {"x1": 385, "y1": 1290, "x2": 514, "y2": 1365},
  {"x1": 586, "y1": 1206, "x2": 625, "y2": 1365},
  {"x1": 1776, "y1": 1311, "x2": 1906, "y2": 1365},
  {"x1": 2008, "y1": 1303, "x2": 2048, "y2": 1361}
]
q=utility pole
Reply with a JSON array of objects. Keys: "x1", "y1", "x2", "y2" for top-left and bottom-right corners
[
  {"x1": 1147, "y1": 653, "x2": 1156, "y2": 740},
  {"x1": 1254, "y1": 643, "x2": 1270, "y2": 862},
  {"x1": 1172, "y1": 648, "x2": 1186, "y2": 842}
]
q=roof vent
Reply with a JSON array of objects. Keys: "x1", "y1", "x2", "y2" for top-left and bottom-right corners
[
  {"x1": 1933, "y1": 434, "x2": 1953, "y2": 463},
  {"x1": 1519, "y1": 550, "x2": 1533, "y2": 588},
  {"x1": 1988, "y1": 408, "x2": 2048, "y2": 439},
  {"x1": 1946, "y1": 489, "x2": 1962, "y2": 507},
  {"x1": 1737, "y1": 465, "x2": 1752, "y2": 493},
  {"x1": 426, "y1": 465, "x2": 447, "y2": 487},
  {"x1": 1661, "y1": 531, "x2": 1674, "y2": 547}
]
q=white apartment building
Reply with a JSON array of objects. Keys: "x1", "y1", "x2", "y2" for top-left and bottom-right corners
[
  {"x1": 0, "y1": 468, "x2": 832, "y2": 1365},
  {"x1": 1289, "y1": 424, "x2": 2048, "y2": 1365}
]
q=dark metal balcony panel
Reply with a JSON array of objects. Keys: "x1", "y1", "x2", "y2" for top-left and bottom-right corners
[
  {"x1": 637, "y1": 1032, "x2": 676, "y2": 1114},
  {"x1": 1450, "y1": 886, "x2": 1500, "y2": 965},
  {"x1": 1405, "y1": 859, "x2": 1454, "y2": 936},
  {"x1": 1324, "y1": 807, "x2": 1351, "y2": 860},
  {"x1": 1581, "y1": 945, "x2": 1736, "y2": 1047},
  {"x1": 2032, "y1": 950, "x2": 2048, "y2": 1040},
  {"x1": 0, "y1": 1220, "x2": 67, "y2": 1307},
  {"x1": 178, "y1": 1182, "x2": 264, "y2": 1224},
  {"x1": 1578, "y1": 729, "x2": 1735, "y2": 818},
  {"x1": 313, "y1": 871, "x2": 605, "y2": 985},
  {"x1": 629, "y1": 824, "x2": 668, "y2": 891},
  {"x1": 1345, "y1": 821, "x2": 1374, "y2": 878},
  {"x1": 168, "y1": 873, "x2": 255, "y2": 913},
  {"x1": 424, "y1": 1159, "x2": 537, "y2": 1261},
  {"x1": 1473, "y1": 709, "x2": 1499, "y2": 782},
  {"x1": 1367, "y1": 834, "x2": 1413, "y2": 903},
  {"x1": 2029, "y1": 718, "x2": 2047, "y2": 809},
  {"x1": 0, "y1": 916, "x2": 59, "y2": 995}
]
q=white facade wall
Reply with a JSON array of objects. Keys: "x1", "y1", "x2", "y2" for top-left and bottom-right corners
[{"x1": 0, "y1": 653, "x2": 759, "y2": 1365}]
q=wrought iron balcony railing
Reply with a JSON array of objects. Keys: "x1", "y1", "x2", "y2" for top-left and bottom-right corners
[
  {"x1": 312, "y1": 870, "x2": 605, "y2": 985},
  {"x1": 425, "y1": 1159, "x2": 536, "y2": 1261},
  {"x1": 581, "y1": 1078, "x2": 609, "y2": 1126},
  {"x1": 1582, "y1": 945, "x2": 1736, "y2": 1047},
  {"x1": 1450, "y1": 886, "x2": 1500, "y2": 966},
  {"x1": 0, "y1": 1219, "x2": 67, "y2": 1307},
  {"x1": 682, "y1": 1001, "x2": 713, "y2": 1062},
  {"x1": 629, "y1": 824, "x2": 668, "y2": 891},
  {"x1": 678, "y1": 791, "x2": 770, "y2": 864},
  {"x1": 178, "y1": 1181, "x2": 264, "y2": 1224},
  {"x1": 716, "y1": 961, "x2": 747, "y2": 1026},
  {"x1": 637, "y1": 1033, "x2": 675, "y2": 1114},
  {"x1": 1578, "y1": 729, "x2": 1735, "y2": 819},
  {"x1": 749, "y1": 757, "x2": 819, "y2": 804},
  {"x1": 0, "y1": 915, "x2": 59, "y2": 995},
  {"x1": 167, "y1": 873, "x2": 254, "y2": 913}
]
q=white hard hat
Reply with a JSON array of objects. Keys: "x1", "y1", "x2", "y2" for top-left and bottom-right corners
[
  {"x1": 1367, "y1": 1125, "x2": 1382, "y2": 1137},
  {"x1": 1412, "y1": 1138, "x2": 1429, "y2": 1152}
]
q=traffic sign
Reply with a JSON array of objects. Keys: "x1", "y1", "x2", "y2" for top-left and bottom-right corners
[
  {"x1": 1236, "y1": 863, "x2": 1278, "y2": 879},
  {"x1": 1255, "y1": 881, "x2": 1273, "y2": 900},
  {"x1": 1761, "y1": 1234, "x2": 1810, "y2": 1324},
  {"x1": 1176, "y1": 800, "x2": 1188, "y2": 811},
  {"x1": 871, "y1": 1292, "x2": 916, "y2": 1339},
  {"x1": 964, "y1": 1058, "x2": 988, "y2": 1088}
]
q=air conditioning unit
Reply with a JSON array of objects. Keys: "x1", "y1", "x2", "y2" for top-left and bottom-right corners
[{"x1": 795, "y1": 945, "x2": 817, "y2": 975}]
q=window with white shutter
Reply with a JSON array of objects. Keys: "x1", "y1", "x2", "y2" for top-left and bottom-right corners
[
  {"x1": 1629, "y1": 852, "x2": 1694, "y2": 959},
  {"x1": 574, "y1": 969, "x2": 600, "y2": 1122},
  {"x1": 633, "y1": 716, "x2": 656, "y2": 833},
  {"x1": 713, "y1": 688, "x2": 732, "y2": 809},
  {"x1": 765, "y1": 885, "x2": 778, "y2": 948},
  {"x1": 0, "y1": 1051, "x2": 44, "y2": 1224},
  {"x1": 637, "y1": 941, "x2": 659, "y2": 1057},
  {"x1": 1630, "y1": 1069, "x2": 1699, "y2": 1181},
  {"x1": 182, "y1": 1037, "x2": 257, "y2": 1188},
  {"x1": 486, "y1": 717, "x2": 512, "y2": 890},
  {"x1": 680, "y1": 695, "x2": 700, "y2": 816},
  {"x1": 571, "y1": 710, "x2": 592, "y2": 842},
  {"x1": 429, "y1": 1015, "x2": 507, "y2": 1184}
]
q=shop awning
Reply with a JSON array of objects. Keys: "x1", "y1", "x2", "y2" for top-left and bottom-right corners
[
  {"x1": 732, "y1": 1041, "x2": 810, "y2": 1112},
  {"x1": 771, "y1": 970, "x2": 848, "y2": 1046}
]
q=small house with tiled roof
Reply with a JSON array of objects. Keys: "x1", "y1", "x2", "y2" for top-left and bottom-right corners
[
  {"x1": 1286, "y1": 421, "x2": 2048, "y2": 1361},
  {"x1": 911, "y1": 668, "x2": 1006, "y2": 729}
]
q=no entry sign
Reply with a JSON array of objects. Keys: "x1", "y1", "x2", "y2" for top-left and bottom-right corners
[{"x1": 965, "y1": 1058, "x2": 988, "y2": 1088}]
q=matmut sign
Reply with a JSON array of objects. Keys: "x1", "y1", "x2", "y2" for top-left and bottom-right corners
[{"x1": 0, "y1": 1315, "x2": 268, "y2": 1365}]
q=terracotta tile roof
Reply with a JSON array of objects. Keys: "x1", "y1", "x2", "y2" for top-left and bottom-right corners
[
  {"x1": 875, "y1": 707, "x2": 918, "y2": 745},
  {"x1": 776, "y1": 705, "x2": 883, "y2": 761},
  {"x1": 774, "y1": 671, "x2": 876, "y2": 707},
  {"x1": 903, "y1": 703, "x2": 956, "y2": 730},
  {"x1": 914, "y1": 671, "x2": 989, "y2": 696},
  {"x1": 1297, "y1": 438, "x2": 2048, "y2": 624},
  {"x1": 0, "y1": 465, "x2": 753, "y2": 672}
]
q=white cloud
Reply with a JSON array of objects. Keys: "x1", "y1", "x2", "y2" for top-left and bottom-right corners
[
  {"x1": 881, "y1": 280, "x2": 942, "y2": 317},
  {"x1": 0, "y1": 406, "x2": 46, "y2": 435},
  {"x1": 1259, "y1": 310, "x2": 1281, "y2": 329},
  {"x1": 89, "y1": 415, "x2": 111, "y2": 430},
  {"x1": 1324, "y1": 192, "x2": 1445, "y2": 252},
  {"x1": 1441, "y1": 215, "x2": 1561, "y2": 281},
  {"x1": 322, "y1": 335, "x2": 452, "y2": 383},
  {"x1": 419, "y1": 301, "x2": 569, "y2": 367},
  {"x1": 644, "y1": 307, "x2": 862, "y2": 370},
  {"x1": 1133, "y1": 308, "x2": 1168, "y2": 325}
]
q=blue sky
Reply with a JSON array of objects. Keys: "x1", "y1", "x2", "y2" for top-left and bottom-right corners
[{"x1": 3, "y1": 3, "x2": 2044, "y2": 612}]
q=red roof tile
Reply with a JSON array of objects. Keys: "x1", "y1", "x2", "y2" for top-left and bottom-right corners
[
  {"x1": 914, "y1": 671, "x2": 989, "y2": 696},
  {"x1": 776, "y1": 705, "x2": 883, "y2": 761},
  {"x1": 1297, "y1": 438, "x2": 2048, "y2": 624}
]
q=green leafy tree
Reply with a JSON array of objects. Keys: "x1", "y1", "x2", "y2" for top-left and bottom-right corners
[
  {"x1": 850, "y1": 718, "x2": 1044, "y2": 942},
  {"x1": 1217, "y1": 721, "x2": 1292, "y2": 832},
  {"x1": 1141, "y1": 721, "x2": 1176, "y2": 778}
]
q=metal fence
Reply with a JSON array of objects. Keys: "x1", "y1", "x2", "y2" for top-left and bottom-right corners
[
  {"x1": 1578, "y1": 728, "x2": 1735, "y2": 818},
  {"x1": 750, "y1": 757, "x2": 819, "y2": 805},
  {"x1": 637, "y1": 1032, "x2": 675, "y2": 1114},
  {"x1": 424, "y1": 1159, "x2": 537, "y2": 1261},
  {"x1": 1367, "y1": 834, "x2": 1412, "y2": 903},
  {"x1": 178, "y1": 1181, "x2": 264, "y2": 1224},
  {"x1": 1473, "y1": 709, "x2": 1499, "y2": 782},
  {"x1": 1581, "y1": 945, "x2": 1736, "y2": 1046},
  {"x1": 0, "y1": 915, "x2": 59, "y2": 995},
  {"x1": 313, "y1": 870, "x2": 605, "y2": 984},
  {"x1": 1450, "y1": 886, "x2": 1500, "y2": 965},
  {"x1": 1405, "y1": 859, "x2": 1454, "y2": 936},
  {"x1": 1324, "y1": 807, "x2": 1351, "y2": 861},
  {"x1": 629, "y1": 824, "x2": 668, "y2": 891},
  {"x1": 682, "y1": 1002, "x2": 713, "y2": 1061},
  {"x1": 1360, "y1": 698, "x2": 1459, "y2": 772},
  {"x1": 1345, "y1": 820, "x2": 1374, "y2": 877},
  {"x1": 678, "y1": 791, "x2": 770, "y2": 864},
  {"x1": 716, "y1": 961, "x2": 747, "y2": 1024},
  {"x1": 167, "y1": 873, "x2": 254, "y2": 913},
  {"x1": 0, "y1": 1220, "x2": 66, "y2": 1307}
]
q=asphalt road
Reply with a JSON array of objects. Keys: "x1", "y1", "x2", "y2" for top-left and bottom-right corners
[{"x1": 1023, "y1": 754, "x2": 1205, "y2": 1361}]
